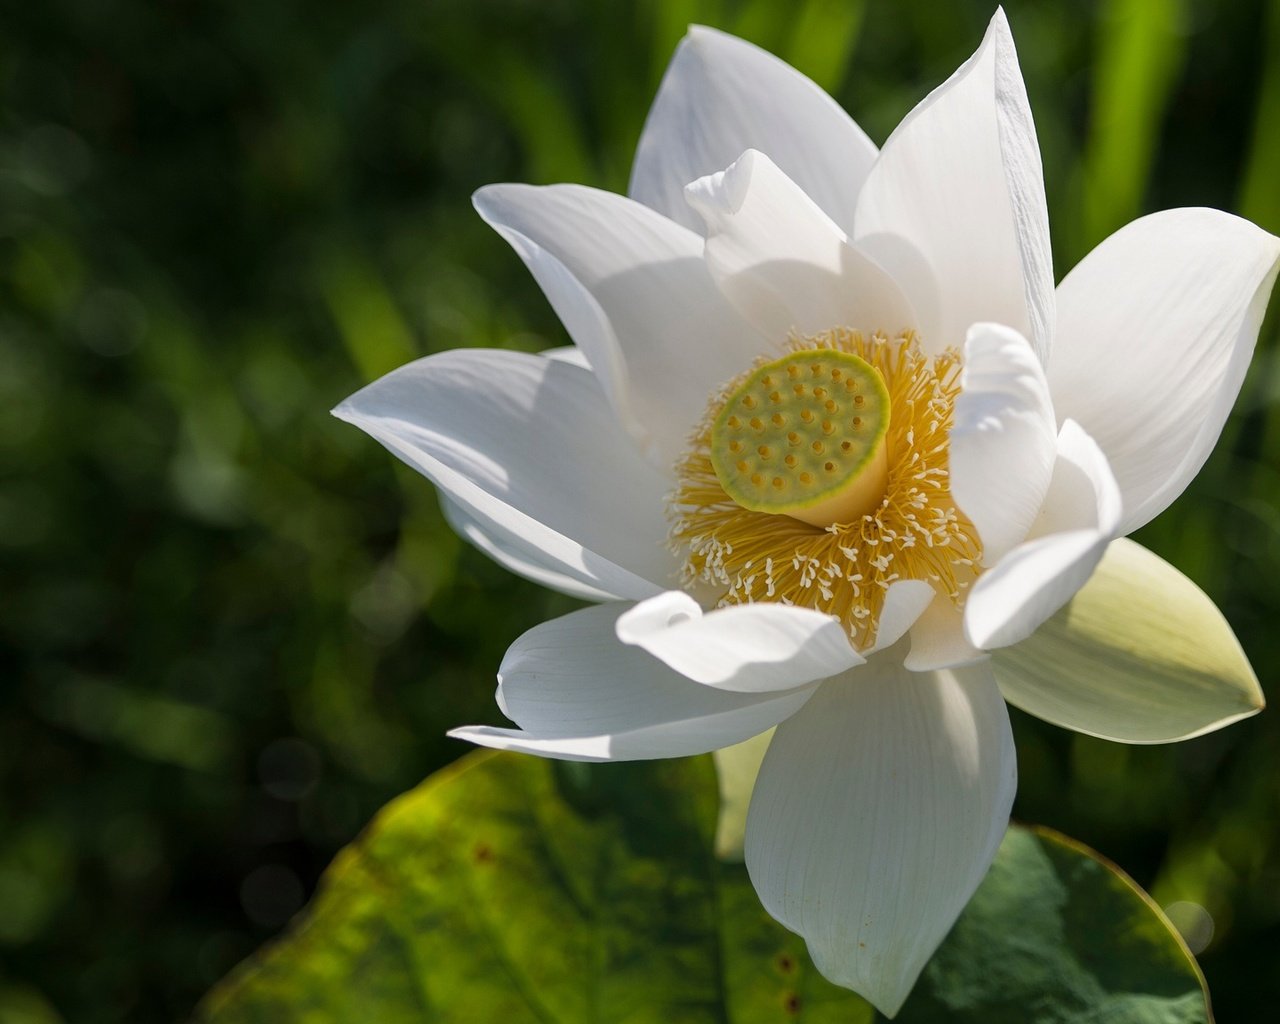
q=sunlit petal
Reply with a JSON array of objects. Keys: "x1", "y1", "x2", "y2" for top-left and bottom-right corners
[
  {"x1": 745, "y1": 661, "x2": 1016, "y2": 1017},
  {"x1": 631, "y1": 26, "x2": 877, "y2": 235},
  {"x1": 616, "y1": 591, "x2": 864, "y2": 692},
  {"x1": 1049, "y1": 208, "x2": 1280, "y2": 533},
  {"x1": 854, "y1": 10, "x2": 1054, "y2": 361}
]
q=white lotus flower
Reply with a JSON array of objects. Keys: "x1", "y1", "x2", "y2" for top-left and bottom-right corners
[{"x1": 336, "y1": 10, "x2": 1277, "y2": 1016}]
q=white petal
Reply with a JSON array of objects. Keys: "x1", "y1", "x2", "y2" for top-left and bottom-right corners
[
  {"x1": 449, "y1": 603, "x2": 816, "y2": 762},
  {"x1": 540, "y1": 345, "x2": 590, "y2": 368},
  {"x1": 745, "y1": 660, "x2": 1016, "y2": 1016},
  {"x1": 474, "y1": 183, "x2": 762, "y2": 465},
  {"x1": 906, "y1": 592, "x2": 988, "y2": 671},
  {"x1": 964, "y1": 419, "x2": 1122, "y2": 650},
  {"x1": 950, "y1": 322, "x2": 1057, "y2": 565},
  {"x1": 853, "y1": 10, "x2": 1054, "y2": 361},
  {"x1": 630, "y1": 26, "x2": 877, "y2": 235},
  {"x1": 1049, "y1": 208, "x2": 1280, "y2": 534},
  {"x1": 334, "y1": 349, "x2": 673, "y2": 601},
  {"x1": 868, "y1": 579, "x2": 937, "y2": 655},
  {"x1": 993, "y1": 538, "x2": 1264, "y2": 743},
  {"x1": 616, "y1": 591, "x2": 864, "y2": 692},
  {"x1": 685, "y1": 149, "x2": 916, "y2": 339},
  {"x1": 438, "y1": 496, "x2": 615, "y2": 602}
]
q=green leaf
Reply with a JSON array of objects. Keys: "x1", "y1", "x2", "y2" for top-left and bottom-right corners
[
  {"x1": 198, "y1": 751, "x2": 1209, "y2": 1023},
  {"x1": 898, "y1": 826, "x2": 1210, "y2": 1023}
]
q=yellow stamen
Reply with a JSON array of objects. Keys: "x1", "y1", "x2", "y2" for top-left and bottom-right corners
[{"x1": 669, "y1": 328, "x2": 981, "y2": 650}]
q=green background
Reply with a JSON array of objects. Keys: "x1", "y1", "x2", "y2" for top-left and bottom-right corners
[{"x1": 2, "y1": 0, "x2": 1278, "y2": 1020}]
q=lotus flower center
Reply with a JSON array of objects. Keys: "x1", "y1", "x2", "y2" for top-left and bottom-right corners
[
  {"x1": 668, "y1": 328, "x2": 982, "y2": 650},
  {"x1": 708, "y1": 350, "x2": 890, "y2": 528}
]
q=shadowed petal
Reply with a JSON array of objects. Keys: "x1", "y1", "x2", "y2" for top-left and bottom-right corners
[
  {"x1": 686, "y1": 149, "x2": 916, "y2": 340},
  {"x1": 474, "y1": 183, "x2": 763, "y2": 465},
  {"x1": 950, "y1": 322, "x2": 1057, "y2": 565},
  {"x1": 964, "y1": 419, "x2": 1122, "y2": 650},
  {"x1": 335, "y1": 349, "x2": 674, "y2": 600},
  {"x1": 438, "y1": 496, "x2": 616, "y2": 602},
  {"x1": 906, "y1": 592, "x2": 988, "y2": 672}
]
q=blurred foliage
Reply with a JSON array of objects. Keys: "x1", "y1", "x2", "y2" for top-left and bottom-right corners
[
  {"x1": 199, "y1": 752, "x2": 1207, "y2": 1024},
  {"x1": 1, "y1": 0, "x2": 1278, "y2": 1021}
]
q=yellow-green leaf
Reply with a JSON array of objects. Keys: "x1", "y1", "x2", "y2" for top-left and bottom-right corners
[
  {"x1": 198, "y1": 751, "x2": 873, "y2": 1024},
  {"x1": 198, "y1": 748, "x2": 1211, "y2": 1023}
]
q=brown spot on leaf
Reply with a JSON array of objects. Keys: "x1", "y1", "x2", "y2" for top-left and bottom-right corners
[
  {"x1": 783, "y1": 992, "x2": 801, "y2": 1015},
  {"x1": 473, "y1": 842, "x2": 495, "y2": 864},
  {"x1": 775, "y1": 953, "x2": 796, "y2": 975}
]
